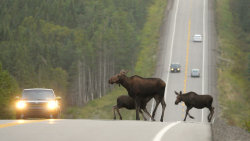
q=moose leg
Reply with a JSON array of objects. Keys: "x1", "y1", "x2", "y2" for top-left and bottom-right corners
[
  {"x1": 135, "y1": 100, "x2": 141, "y2": 120},
  {"x1": 188, "y1": 113, "x2": 194, "y2": 119},
  {"x1": 142, "y1": 108, "x2": 155, "y2": 121},
  {"x1": 207, "y1": 112, "x2": 211, "y2": 121},
  {"x1": 116, "y1": 108, "x2": 122, "y2": 120},
  {"x1": 152, "y1": 98, "x2": 160, "y2": 118},
  {"x1": 207, "y1": 107, "x2": 212, "y2": 122},
  {"x1": 160, "y1": 99, "x2": 166, "y2": 122},
  {"x1": 208, "y1": 107, "x2": 214, "y2": 122},
  {"x1": 139, "y1": 109, "x2": 147, "y2": 121},
  {"x1": 113, "y1": 105, "x2": 117, "y2": 120},
  {"x1": 184, "y1": 107, "x2": 192, "y2": 121}
]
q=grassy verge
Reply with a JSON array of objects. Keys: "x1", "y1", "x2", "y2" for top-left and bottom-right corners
[
  {"x1": 62, "y1": 87, "x2": 137, "y2": 119},
  {"x1": 135, "y1": 0, "x2": 167, "y2": 77},
  {"x1": 62, "y1": 0, "x2": 168, "y2": 120},
  {"x1": 216, "y1": 0, "x2": 250, "y2": 131}
]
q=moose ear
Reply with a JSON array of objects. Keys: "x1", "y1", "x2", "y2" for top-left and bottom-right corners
[
  {"x1": 120, "y1": 69, "x2": 125, "y2": 74},
  {"x1": 120, "y1": 69, "x2": 128, "y2": 75},
  {"x1": 125, "y1": 70, "x2": 129, "y2": 74},
  {"x1": 175, "y1": 91, "x2": 179, "y2": 95}
]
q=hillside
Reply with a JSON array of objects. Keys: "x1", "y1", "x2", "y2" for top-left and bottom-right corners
[
  {"x1": 216, "y1": 0, "x2": 250, "y2": 131},
  {"x1": 63, "y1": 0, "x2": 168, "y2": 119},
  {"x1": 0, "y1": 0, "x2": 157, "y2": 118}
]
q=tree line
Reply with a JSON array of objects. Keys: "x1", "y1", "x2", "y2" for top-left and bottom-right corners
[{"x1": 0, "y1": 0, "x2": 154, "y2": 118}]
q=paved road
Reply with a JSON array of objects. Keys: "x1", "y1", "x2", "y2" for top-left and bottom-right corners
[
  {"x1": 149, "y1": 0, "x2": 215, "y2": 139},
  {"x1": 152, "y1": 0, "x2": 211, "y2": 122},
  {"x1": 0, "y1": 0, "x2": 216, "y2": 140},
  {"x1": 0, "y1": 119, "x2": 211, "y2": 141}
]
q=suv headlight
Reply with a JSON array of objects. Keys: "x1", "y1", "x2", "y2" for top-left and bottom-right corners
[
  {"x1": 47, "y1": 101, "x2": 58, "y2": 110},
  {"x1": 16, "y1": 101, "x2": 26, "y2": 109}
]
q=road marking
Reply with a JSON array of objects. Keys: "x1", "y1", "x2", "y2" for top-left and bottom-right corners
[
  {"x1": 0, "y1": 120, "x2": 46, "y2": 128},
  {"x1": 153, "y1": 121, "x2": 181, "y2": 141},
  {"x1": 164, "y1": 0, "x2": 180, "y2": 103},
  {"x1": 183, "y1": 20, "x2": 191, "y2": 93},
  {"x1": 182, "y1": 19, "x2": 191, "y2": 119},
  {"x1": 201, "y1": 0, "x2": 207, "y2": 123},
  {"x1": 150, "y1": 0, "x2": 180, "y2": 116}
]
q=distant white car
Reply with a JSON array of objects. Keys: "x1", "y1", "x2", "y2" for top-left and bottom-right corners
[
  {"x1": 191, "y1": 69, "x2": 200, "y2": 77},
  {"x1": 193, "y1": 34, "x2": 202, "y2": 42}
]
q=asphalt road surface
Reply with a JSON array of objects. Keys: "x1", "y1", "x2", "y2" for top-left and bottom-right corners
[
  {"x1": 152, "y1": 0, "x2": 211, "y2": 122},
  {"x1": 0, "y1": 119, "x2": 211, "y2": 141},
  {"x1": 149, "y1": 0, "x2": 215, "y2": 139},
  {"x1": 0, "y1": 0, "x2": 216, "y2": 141}
]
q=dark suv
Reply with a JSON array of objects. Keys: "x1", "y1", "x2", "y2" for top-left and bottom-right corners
[
  {"x1": 15, "y1": 88, "x2": 61, "y2": 119},
  {"x1": 170, "y1": 63, "x2": 181, "y2": 72}
]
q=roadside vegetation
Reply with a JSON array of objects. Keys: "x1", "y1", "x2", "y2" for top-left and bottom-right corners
[
  {"x1": 63, "y1": 0, "x2": 168, "y2": 119},
  {"x1": 216, "y1": 0, "x2": 250, "y2": 131},
  {"x1": 0, "y1": 64, "x2": 18, "y2": 118}
]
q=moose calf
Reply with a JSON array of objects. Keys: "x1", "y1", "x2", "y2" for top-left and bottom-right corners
[
  {"x1": 174, "y1": 91, "x2": 215, "y2": 122},
  {"x1": 113, "y1": 95, "x2": 154, "y2": 120}
]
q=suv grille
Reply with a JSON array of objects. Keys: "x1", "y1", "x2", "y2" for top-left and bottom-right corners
[{"x1": 26, "y1": 102, "x2": 47, "y2": 109}]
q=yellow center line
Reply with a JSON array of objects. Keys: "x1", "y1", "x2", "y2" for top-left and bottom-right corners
[
  {"x1": 183, "y1": 20, "x2": 191, "y2": 93},
  {"x1": 182, "y1": 20, "x2": 191, "y2": 118},
  {"x1": 0, "y1": 120, "x2": 46, "y2": 128},
  {"x1": 182, "y1": 0, "x2": 193, "y2": 117}
]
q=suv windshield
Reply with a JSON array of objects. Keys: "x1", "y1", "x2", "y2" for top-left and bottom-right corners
[
  {"x1": 22, "y1": 89, "x2": 55, "y2": 100},
  {"x1": 192, "y1": 69, "x2": 199, "y2": 72},
  {"x1": 171, "y1": 64, "x2": 180, "y2": 68}
]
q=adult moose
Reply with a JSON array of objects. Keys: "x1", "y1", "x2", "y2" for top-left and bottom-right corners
[
  {"x1": 174, "y1": 91, "x2": 214, "y2": 122},
  {"x1": 109, "y1": 70, "x2": 166, "y2": 122}
]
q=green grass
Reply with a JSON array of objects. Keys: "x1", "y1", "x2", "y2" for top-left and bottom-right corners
[
  {"x1": 63, "y1": 0, "x2": 168, "y2": 120},
  {"x1": 135, "y1": 0, "x2": 167, "y2": 77},
  {"x1": 216, "y1": 0, "x2": 250, "y2": 131},
  {"x1": 62, "y1": 87, "x2": 136, "y2": 120}
]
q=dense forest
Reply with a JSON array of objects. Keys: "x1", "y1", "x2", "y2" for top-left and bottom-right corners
[
  {"x1": 0, "y1": 0, "x2": 155, "y2": 118},
  {"x1": 216, "y1": 0, "x2": 250, "y2": 131},
  {"x1": 63, "y1": 0, "x2": 167, "y2": 119}
]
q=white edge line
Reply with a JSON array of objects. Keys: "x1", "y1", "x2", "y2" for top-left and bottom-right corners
[
  {"x1": 153, "y1": 121, "x2": 181, "y2": 141},
  {"x1": 164, "y1": 0, "x2": 179, "y2": 103},
  {"x1": 150, "y1": 0, "x2": 180, "y2": 116},
  {"x1": 201, "y1": 0, "x2": 206, "y2": 122}
]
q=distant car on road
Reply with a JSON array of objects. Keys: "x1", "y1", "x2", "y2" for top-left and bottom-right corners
[
  {"x1": 191, "y1": 69, "x2": 200, "y2": 77},
  {"x1": 15, "y1": 88, "x2": 61, "y2": 119},
  {"x1": 170, "y1": 63, "x2": 181, "y2": 72},
  {"x1": 193, "y1": 34, "x2": 202, "y2": 42}
]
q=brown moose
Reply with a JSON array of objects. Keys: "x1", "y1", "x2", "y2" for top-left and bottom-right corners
[
  {"x1": 174, "y1": 91, "x2": 215, "y2": 122},
  {"x1": 109, "y1": 70, "x2": 166, "y2": 122}
]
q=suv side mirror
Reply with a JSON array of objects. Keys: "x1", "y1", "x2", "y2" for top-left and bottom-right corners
[
  {"x1": 15, "y1": 96, "x2": 20, "y2": 100},
  {"x1": 56, "y1": 96, "x2": 61, "y2": 100}
]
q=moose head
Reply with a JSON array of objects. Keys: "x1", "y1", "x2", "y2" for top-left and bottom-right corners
[
  {"x1": 108, "y1": 70, "x2": 129, "y2": 86},
  {"x1": 174, "y1": 91, "x2": 183, "y2": 105}
]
